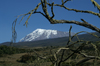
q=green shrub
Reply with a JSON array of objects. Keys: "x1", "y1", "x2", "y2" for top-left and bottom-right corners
[
  {"x1": 17, "y1": 54, "x2": 37, "y2": 63},
  {"x1": 0, "y1": 45, "x2": 28, "y2": 57}
]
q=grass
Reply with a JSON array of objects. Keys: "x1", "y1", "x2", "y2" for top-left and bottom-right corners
[
  {"x1": 0, "y1": 53, "x2": 26, "y2": 63},
  {"x1": 0, "y1": 46, "x2": 53, "y2": 66},
  {"x1": 0, "y1": 43, "x2": 100, "y2": 66},
  {"x1": 0, "y1": 52, "x2": 52, "y2": 66}
]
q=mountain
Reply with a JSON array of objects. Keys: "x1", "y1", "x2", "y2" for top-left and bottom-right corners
[
  {"x1": 19, "y1": 28, "x2": 75, "y2": 42},
  {"x1": 0, "y1": 32, "x2": 100, "y2": 47}
]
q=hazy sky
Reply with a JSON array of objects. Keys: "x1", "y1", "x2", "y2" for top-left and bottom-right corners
[{"x1": 0, "y1": 0, "x2": 100, "y2": 43}]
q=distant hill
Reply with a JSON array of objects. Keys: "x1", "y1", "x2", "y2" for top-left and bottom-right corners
[
  {"x1": 0, "y1": 42, "x2": 11, "y2": 46},
  {"x1": 0, "y1": 32, "x2": 100, "y2": 48}
]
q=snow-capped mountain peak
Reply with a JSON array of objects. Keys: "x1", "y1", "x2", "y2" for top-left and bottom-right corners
[
  {"x1": 33, "y1": 28, "x2": 57, "y2": 36},
  {"x1": 19, "y1": 28, "x2": 73, "y2": 42}
]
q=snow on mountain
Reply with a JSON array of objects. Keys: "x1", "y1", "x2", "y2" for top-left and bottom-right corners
[{"x1": 19, "y1": 28, "x2": 74, "y2": 42}]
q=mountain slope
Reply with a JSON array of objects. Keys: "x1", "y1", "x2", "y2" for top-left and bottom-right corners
[
  {"x1": 19, "y1": 29, "x2": 74, "y2": 42},
  {"x1": 0, "y1": 32, "x2": 100, "y2": 47}
]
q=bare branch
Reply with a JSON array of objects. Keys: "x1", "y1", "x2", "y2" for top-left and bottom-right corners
[
  {"x1": 62, "y1": 0, "x2": 71, "y2": 5},
  {"x1": 62, "y1": 0, "x2": 64, "y2": 5},
  {"x1": 51, "y1": 19, "x2": 100, "y2": 33},
  {"x1": 62, "y1": 42, "x2": 87, "y2": 62},
  {"x1": 33, "y1": 11, "x2": 46, "y2": 17},
  {"x1": 51, "y1": 2, "x2": 55, "y2": 19},
  {"x1": 91, "y1": 0, "x2": 100, "y2": 13},
  {"x1": 67, "y1": 25, "x2": 72, "y2": 45},
  {"x1": 24, "y1": 2, "x2": 41, "y2": 26},
  {"x1": 81, "y1": 19, "x2": 88, "y2": 24},
  {"x1": 76, "y1": 52, "x2": 100, "y2": 65},
  {"x1": 66, "y1": 31, "x2": 100, "y2": 47},
  {"x1": 68, "y1": 40, "x2": 84, "y2": 47},
  {"x1": 15, "y1": 2, "x2": 42, "y2": 27},
  {"x1": 32, "y1": 49, "x2": 47, "y2": 59},
  {"x1": 47, "y1": 3, "x2": 100, "y2": 18}
]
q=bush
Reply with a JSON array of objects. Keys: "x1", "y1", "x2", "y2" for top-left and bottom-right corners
[
  {"x1": 0, "y1": 45, "x2": 28, "y2": 57},
  {"x1": 17, "y1": 54, "x2": 37, "y2": 63}
]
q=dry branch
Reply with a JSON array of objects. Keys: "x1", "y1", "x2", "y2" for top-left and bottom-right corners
[
  {"x1": 91, "y1": 0, "x2": 100, "y2": 13},
  {"x1": 12, "y1": 0, "x2": 100, "y2": 35},
  {"x1": 47, "y1": 2, "x2": 100, "y2": 18},
  {"x1": 76, "y1": 52, "x2": 100, "y2": 65}
]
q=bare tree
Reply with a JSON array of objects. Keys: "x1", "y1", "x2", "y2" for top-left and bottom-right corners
[{"x1": 12, "y1": 0, "x2": 100, "y2": 66}]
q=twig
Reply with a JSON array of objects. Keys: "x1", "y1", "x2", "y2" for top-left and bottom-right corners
[
  {"x1": 51, "y1": 2, "x2": 55, "y2": 19},
  {"x1": 62, "y1": 0, "x2": 71, "y2": 5},
  {"x1": 91, "y1": 0, "x2": 100, "y2": 13},
  {"x1": 76, "y1": 53, "x2": 100, "y2": 65}
]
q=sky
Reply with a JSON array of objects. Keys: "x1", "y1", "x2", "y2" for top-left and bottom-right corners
[{"x1": 0, "y1": 0, "x2": 100, "y2": 43}]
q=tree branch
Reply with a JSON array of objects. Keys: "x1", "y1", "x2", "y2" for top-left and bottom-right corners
[
  {"x1": 62, "y1": 42, "x2": 87, "y2": 62},
  {"x1": 68, "y1": 25, "x2": 72, "y2": 45},
  {"x1": 50, "y1": 19, "x2": 100, "y2": 33},
  {"x1": 62, "y1": 0, "x2": 71, "y2": 5},
  {"x1": 47, "y1": 3, "x2": 100, "y2": 18},
  {"x1": 76, "y1": 52, "x2": 100, "y2": 65},
  {"x1": 33, "y1": 11, "x2": 46, "y2": 17},
  {"x1": 51, "y1": 2, "x2": 55, "y2": 19},
  {"x1": 40, "y1": 2, "x2": 100, "y2": 33},
  {"x1": 91, "y1": 0, "x2": 100, "y2": 13}
]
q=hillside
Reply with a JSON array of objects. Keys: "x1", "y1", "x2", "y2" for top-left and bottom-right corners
[{"x1": 0, "y1": 32, "x2": 100, "y2": 48}]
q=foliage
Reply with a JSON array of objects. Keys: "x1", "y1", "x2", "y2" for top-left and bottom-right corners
[
  {"x1": 0, "y1": 45, "x2": 28, "y2": 57},
  {"x1": 0, "y1": 44, "x2": 100, "y2": 66},
  {"x1": 17, "y1": 54, "x2": 37, "y2": 63}
]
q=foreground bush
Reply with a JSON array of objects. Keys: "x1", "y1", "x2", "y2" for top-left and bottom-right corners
[
  {"x1": 17, "y1": 54, "x2": 37, "y2": 63},
  {"x1": 0, "y1": 45, "x2": 28, "y2": 57}
]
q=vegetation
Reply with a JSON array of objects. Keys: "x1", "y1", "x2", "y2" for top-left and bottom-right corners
[
  {"x1": 0, "y1": 44, "x2": 100, "y2": 66},
  {"x1": 17, "y1": 54, "x2": 37, "y2": 63},
  {"x1": 0, "y1": 45, "x2": 28, "y2": 57}
]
